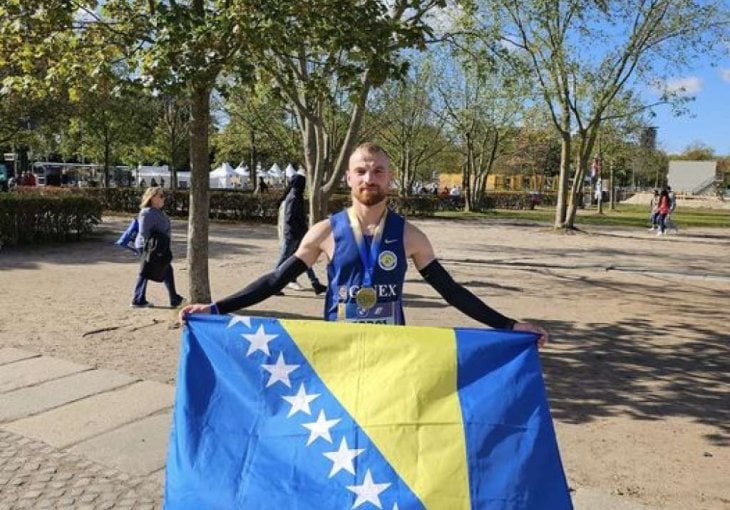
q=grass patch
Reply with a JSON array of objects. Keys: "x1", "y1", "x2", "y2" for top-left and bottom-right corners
[{"x1": 434, "y1": 204, "x2": 730, "y2": 228}]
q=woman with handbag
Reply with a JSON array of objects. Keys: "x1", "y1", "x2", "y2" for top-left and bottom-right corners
[{"x1": 131, "y1": 187, "x2": 184, "y2": 308}]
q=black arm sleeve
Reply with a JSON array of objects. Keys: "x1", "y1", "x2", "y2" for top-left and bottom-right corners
[
  {"x1": 214, "y1": 256, "x2": 308, "y2": 314},
  {"x1": 419, "y1": 259, "x2": 516, "y2": 330}
]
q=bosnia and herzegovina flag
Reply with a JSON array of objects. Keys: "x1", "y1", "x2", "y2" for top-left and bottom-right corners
[{"x1": 165, "y1": 315, "x2": 571, "y2": 510}]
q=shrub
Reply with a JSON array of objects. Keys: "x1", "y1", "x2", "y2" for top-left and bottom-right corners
[
  {"x1": 0, "y1": 192, "x2": 102, "y2": 246},
  {"x1": 66, "y1": 187, "x2": 553, "y2": 221}
]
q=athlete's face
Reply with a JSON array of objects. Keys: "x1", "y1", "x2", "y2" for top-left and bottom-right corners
[{"x1": 347, "y1": 150, "x2": 391, "y2": 206}]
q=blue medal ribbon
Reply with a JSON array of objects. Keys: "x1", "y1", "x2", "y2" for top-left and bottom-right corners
[{"x1": 346, "y1": 207, "x2": 387, "y2": 289}]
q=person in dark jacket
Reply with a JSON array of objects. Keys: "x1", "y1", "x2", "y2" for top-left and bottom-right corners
[
  {"x1": 131, "y1": 187, "x2": 184, "y2": 307},
  {"x1": 275, "y1": 172, "x2": 326, "y2": 294}
]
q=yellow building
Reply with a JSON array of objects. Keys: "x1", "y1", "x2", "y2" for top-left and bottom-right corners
[{"x1": 439, "y1": 173, "x2": 552, "y2": 191}]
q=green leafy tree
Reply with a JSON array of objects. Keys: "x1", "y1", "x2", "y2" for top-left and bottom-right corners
[
  {"x1": 98, "y1": 0, "x2": 270, "y2": 301},
  {"x1": 250, "y1": 0, "x2": 446, "y2": 222},
  {"x1": 480, "y1": 0, "x2": 728, "y2": 228},
  {"x1": 154, "y1": 95, "x2": 191, "y2": 189},
  {"x1": 75, "y1": 79, "x2": 157, "y2": 186},
  {"x1": 673, "y1": 142, "x2": 716, "y2": 161},
  {"x1": 436, "y1": 46, "x2": 529, "y2": 210},
  {"x1": 367, "y1": 60, "x2": 450, "y2": 196},
  {"x1": 214, "y1": 84, "x2": 299, "y2": 185}
]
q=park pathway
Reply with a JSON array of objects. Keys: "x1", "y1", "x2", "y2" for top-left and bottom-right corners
[{"x1": 0, "y1": 347, "x2": 167, "y2": 509}]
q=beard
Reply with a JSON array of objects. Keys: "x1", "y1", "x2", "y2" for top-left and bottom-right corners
[{"x1": 352, "y1": 186, "x2": 387, "y2": 206}]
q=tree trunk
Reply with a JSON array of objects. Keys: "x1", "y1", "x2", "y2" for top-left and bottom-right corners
[
  {"x1": 402, "y1": 147, "x2": 411, "y2": 197},
  {"x1": 554, "y1": 134, "x2": 570, "y2": 229},
  {"x1": 169, "y1": 124, "x2": 177, "y2": 191},
  {"x1": 167, "y1": 100, "x2": 178, "y2": 191},
  {"x1": 463, "y1": 137, "x2": 473, "y2": 212},
  {"x1": 186, "y1": 85, "x2": 212, "y2": 303},
  {"x1": 103, "y1": 125, "x2": 111, "y2": 188},
  {"x1": 250, "y1": 129, "x2": 259, "y2": 193},
  {"x1": 302, "y1": 118, "x2": 322, "y2": 226},
  {"x1": 104, "y1": 137, "x2": 110, "y2": 188},
  {"x1": 319, "y1": 75, "x2": 372, "y2": 221},
  {"x1": 566, "y1": 133, "x2": 598, "y2": 227},
  {"x1": 565, "y1": 151, "x2": 583, "y2": 228}
]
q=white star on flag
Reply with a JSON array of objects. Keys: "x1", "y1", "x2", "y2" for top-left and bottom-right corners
[
  {"x1": 392, "y1": 504, "x2": 399, "y2": 510},
  {"x1": 261, "y1": 353, "x2": 299, "y2": 388},
  {"x1": 302, "y1": 410, "x2": 340, "y2": 445},
  {"x1": 322, "y1": 437, "x2": 365, "y2": 477},
  {"x1": 242, "y1": 325, "x2": 278, "y2": 356},
  {"x1": 281, "y1": 384, "x2": 320, "y2": 417},
  {"x1": 226, "y1": 315, "x2": 252, "y2": 329},
  {"x1": 346, "y1": 469, "x2": 391, "y2": 509}
]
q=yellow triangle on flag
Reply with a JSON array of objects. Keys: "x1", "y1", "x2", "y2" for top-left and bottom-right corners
[{"x1": 282, "y1": 320, "x2": 470, "y2": 509}]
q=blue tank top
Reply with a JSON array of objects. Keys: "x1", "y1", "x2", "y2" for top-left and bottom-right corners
[{"x1": 325, "y1": 209, "x2": 408, "y2": 324}]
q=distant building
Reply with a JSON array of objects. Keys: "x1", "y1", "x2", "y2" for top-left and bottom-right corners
[{"x1": 667, "y1": 161, "x2": 718, "y2": 194}]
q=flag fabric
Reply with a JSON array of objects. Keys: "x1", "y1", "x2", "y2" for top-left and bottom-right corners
[
  {"x1": 165, "y1": 315, "x2": 571, "y2": 510},
  {"x1": 114, "y1": 218, "x2": 141, "y2": 255}
]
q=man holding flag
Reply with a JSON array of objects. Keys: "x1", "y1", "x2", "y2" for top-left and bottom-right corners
[
  {"x1": 171, "y1": 142, "x2": 570, "y2": 509},
  {"x1": 180, "y1": 142, "x2": 548, "y2": 346}
]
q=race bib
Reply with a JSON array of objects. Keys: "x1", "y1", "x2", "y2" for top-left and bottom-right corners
[{"x1": 338, "y1": 301, "x2": 397, "y2": 325}]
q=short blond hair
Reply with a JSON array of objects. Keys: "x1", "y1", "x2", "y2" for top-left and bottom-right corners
[
  {"x1": 352, "y1": 142, "x2": 390, "y2": 161},
  {"x1": 140, "y1": 186, "x2": 163, "y2": 209}
]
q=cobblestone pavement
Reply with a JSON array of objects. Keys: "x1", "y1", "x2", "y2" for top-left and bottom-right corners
[{"x1": 0, "y1": 430, "x2": 162, "y2": 509}]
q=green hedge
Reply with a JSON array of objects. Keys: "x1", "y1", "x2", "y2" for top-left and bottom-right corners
[
  {"x1": 75, "y1": 188, "x2": 284, "y2": 221},
  {"x1": 0, "y1": 192, "x2": 102, "y2": 246},
  {"x1": 71, "y1": 187, "x2": 552, "y2": 219}
]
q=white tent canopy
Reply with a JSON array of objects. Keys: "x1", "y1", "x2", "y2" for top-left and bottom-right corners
[
  {"x1": 138, "y1": 165, "x2": 169, "y2": 175},
  {"x1": 284, "y1": 163, "x2": 297, "y2": 180},
  {"x1": 267, "y1": 163, "x2": 283, "y2": 178},
  {"x1": 176, "y1": 171, "x2": 191, "y2": 188},
  {"x1": 210, "y1": 162, "x2": 237, "y2": 189},
  {"x1": 136, "y1": 165, "x2": 170, "y2": 187},
  {"x1": 233, "y1": 164, "x2": 250, "y2": 188},
  {"x1": 234, "y1": 163, "x2": 250, "y2": 177}
]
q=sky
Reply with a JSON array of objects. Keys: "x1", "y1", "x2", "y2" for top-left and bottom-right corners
[{"x1": 649, "y1": 55, "x2": 730, "y2": 157}]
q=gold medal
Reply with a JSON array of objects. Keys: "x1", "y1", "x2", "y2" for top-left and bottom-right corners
[{"x1": 355, "y1": 287, "x2": 377, "y2": 310}]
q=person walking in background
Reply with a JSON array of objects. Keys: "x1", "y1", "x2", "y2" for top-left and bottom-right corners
[
  {"x1": 648, "y1": 189, "x2": 660, "y2": 231},
  {"x1": 131, "y1": 187, "x2": 184, "y2": 307},
  {"x1": 275, "y1": 171, "x2": 327, "y2": 295},
  {"x1": 665, "y1": 186, "x2": 679, "y2": 233},
  {"x1": 654, "y1": 188, "x2": 671, "y2": 236},
  {"x1": 256, "y1": 177, "x2": 268, "y2": 194}
]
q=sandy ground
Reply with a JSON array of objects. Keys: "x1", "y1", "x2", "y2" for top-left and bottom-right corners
[{"x1": 0, "y1": 214, "x2": 728, "y2": 509}]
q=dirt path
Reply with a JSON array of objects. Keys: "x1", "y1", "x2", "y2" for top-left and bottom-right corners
[{"x1": 1, "y1": 215, "x2": 728, "y2": 509}]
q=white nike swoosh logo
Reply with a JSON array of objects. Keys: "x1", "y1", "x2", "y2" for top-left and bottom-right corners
[{"x1": 384, "y1": 239, "x2": 397, "y2": 244}]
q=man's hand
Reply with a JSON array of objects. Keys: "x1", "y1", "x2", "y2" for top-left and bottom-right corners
[
  {"x1": 178, "y1": 303, "x2": 212, "y2": 323},
  {"x1": 513, "y1": 322, "x2": 549, "y2": 348}
]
